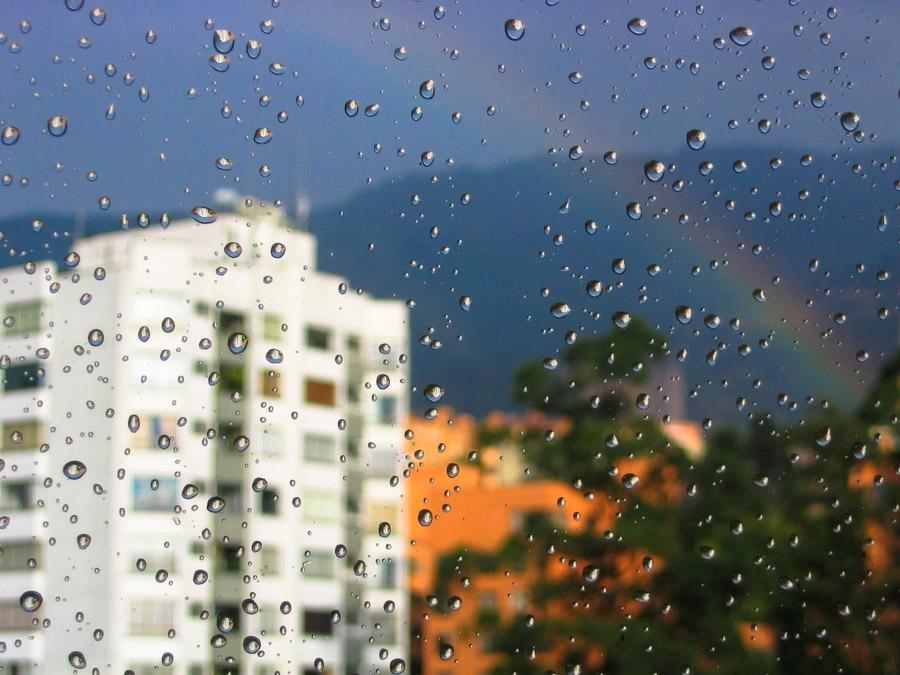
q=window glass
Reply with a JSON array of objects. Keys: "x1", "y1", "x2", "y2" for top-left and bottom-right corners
[
  {"x1": 1, "y1": 6, "x2": 896, "y2": 675},
  {"x1": 302, "y1": 609, "x2": 334, "y2": 637},
  {"x1": 263, "y1": 313, "x2": 283, "y2": 341},
  {"x1": 304, "y1": 378, "x2": 336, "y2": 406},
  {"x1": 302, "y1": 490, "x2": 340, "y2": 523},
  {"x1": 2, "y1": 362, "x2": 44, "y2": 392},
  {"x1": 3, "y1": 301, "x2": 43, "y2": 335},
  {"x1": 301, "y1": 549, "x2": 334, "y2": 578},
  {"x1": 0, "y1": 541, "x2": 41, "y2": 572},
  {"x1": 305, "y1": 326, "x2": 331, "y2": 350},
  {"x1": 303, "y1": 433, "x2": 336, "y2": 463},
  {"x1": 0, "y1": 419, "x2": 43, "y2": 450},
  {"x1": 131, "y1": 478, "x2": 178, "y2": 512},
  {"x1": 0, "y1": 482, "x2": 31, "y2": 511},
  {"x1": 128, "y1": 600, "x2": 175, "y2": 637}
]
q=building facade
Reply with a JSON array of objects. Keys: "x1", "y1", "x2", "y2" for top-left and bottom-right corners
[{"x1": 0, "y1": 202, "x2": 409, "y2": 675}]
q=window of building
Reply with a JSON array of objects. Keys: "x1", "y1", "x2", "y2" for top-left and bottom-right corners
[
  {"x1": 366, "y1": 502, "x2": 398, "y2": 533},
  {"x1": 305, "y1": 326, "x2": 331, "y2": 350},
  {"x1": 260, "y1": 488, "x2": 278, "y2": 515},
  {"x1": 217, "y1": 483, "x2": 243, "y2": 515},
  {"x1": 0, "y1": 541, "x2": 41, "y2": 571},
  {"x1": 260, "y1": 546, "x2": 280, "y2": 575},
  {"x1": 128, "y1": 600, "x2": 175, "y2": 637},
  {"x1": 215, "y1": 604, "x2": 241, "y2": 632},
  {"x1": 260, "y1": 369, "x2": 281, "y2": 398},
  {"x1": 302, "y1": 609, "x2": 334, "y2": 636},
  {"x1": 220, "y1": 364, "x2": 245, "y2": 394},
  {"x1": 2, "y1": 362, "x2": 45, "y2": 392},
  {"x1": 131, "y1": 550, "x2": 176, "y2": 575},
  {"x1": 219, "y1": 311, "x2": 245, "y2": 334},
  {"x1": 305, "y1": 378, "x2": 336, "y2": 406},
  {"x1": 0, "y1": 419, "x2": 43, "y2": 450},
  {"x1": 376, "y1": 395, "x2": 397, "y2": 425},
  {"x1": 302, "y1": 490, "x2": 340, "y2": 523},
  {"x1": 0, "y1": 482, "x2": 31, "y2": 510},
  {"x1": 259, "y1": 606, "x2": 281, "y2": 634},
  {"x1": 370, "y1": 449, "x2": 398, "y2": 475},
  {"x1": 260, "y1": 427, "x2": 281, "y2": 457},
  {"x1": 217, "y1": 546, "x2": 242, "y2": 574},
  {"x1": 301, "y1": 550, "x2": 334, "y2": 578},
  {"x1": 0, "y1": 600, "x2": 39, "y2": 630},
  {"x1": 303, "y1": 433, "x2": 336, "y2": 463},
  {"x1": 368, "y1": 615, "x2": 397, "y2": 644},
  {"x1": 379, "y1": 558, "x2": 398, "y2": 589},
  {"x1": 263, "y1": 313, "x2": 283, "y2": 341},
  {"x1": 3, "y1": 301, "x2": 43, "y2": 335},
  {"x1": 131, "y1": 415, "x2": 177, "y2": 450},
  {"x1": 346, "y1": 335, "x2": 360, "y2": 351},
  {"x1": 131, "y1": 478, "x2": 178, "y2": 512}
]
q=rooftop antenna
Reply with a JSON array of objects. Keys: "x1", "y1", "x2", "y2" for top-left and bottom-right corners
[{"x1": 291, "y1": 131, "x2": 310, "y2": 231}]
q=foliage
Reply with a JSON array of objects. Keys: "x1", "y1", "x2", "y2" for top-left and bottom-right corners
[{"x1": 464, "y1": 323, "x2": 899, "y2": 674}]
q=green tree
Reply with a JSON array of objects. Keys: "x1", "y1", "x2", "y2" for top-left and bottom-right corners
[{"x1": 445, "y1": 320, "x2": 899, "y2": 674}]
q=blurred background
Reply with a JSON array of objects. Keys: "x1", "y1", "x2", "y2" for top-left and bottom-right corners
[{"x1": 0, "y1": 1, "x2": 898, "y2": 673}]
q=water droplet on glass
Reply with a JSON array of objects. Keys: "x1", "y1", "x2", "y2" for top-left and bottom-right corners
[
  {"x1": 19, "y1": 590, "x2": 43, "y2": 612},
  {"x1": 424, "y1": 384, "x2": 444, "y2": 402},
  {"x1": 686, "y1": 128, "x2": 707, "y2": 150},
  {"x1": 191, "y1": 206, "x2": 217, "y2": 224},
  {"x1": 419, "y1": 79, "x2": 436, "y2": 99},
  {"x1": 209, "y1": 53, "x2": 230, "y2": 72},
  {"x1": 627, "y1": 18, "x2": 648, "y2": 35},
  {"x1": 47, "y1": 116, "x2": 68, "y2": 137},
  {"x1": 227, "y1": 332, "x2": 248, "y2": 354},
  {"x1": 613, "y1": 312, "x2": 632, "y2": 328},
  {"x1": 213, "y1": 29, "x2": 235, "y2": 53},
  {"x1": 840, "y1": 111, "x2": 860, "y2": 132},
  {"x1": 246, "y1": 39, "x2": 262, "y2": 58},
  {"x1": 729, "y1": 26, "x2": 753, "y2": 46},
  {"x1": 622, "y1": 473, "x2": 640, "y2": 488},
  {"x1": 2, "y1": 126, "x2": 21, "y2": 145},
  {"x1": 63, "y1": 460, "x2": 87, "y2": 480},
  {"x1": 644, "y1": 160, "x2": 665, "y2": 181},
  {"x1": 504, "y1": 18, "x2": 525, "y2": 41},
  {"x1": 551, "y1": 303, "x2": 571, "y2": 318}
]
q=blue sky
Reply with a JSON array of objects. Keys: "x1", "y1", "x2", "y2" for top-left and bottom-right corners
[{"x1": 1, "y1": 0, "x2": 897, "y2": 217}]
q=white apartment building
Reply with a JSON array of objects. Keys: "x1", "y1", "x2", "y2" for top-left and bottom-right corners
[{"x1": 0, "y1": 200, "x2": 410, "y2": 675}]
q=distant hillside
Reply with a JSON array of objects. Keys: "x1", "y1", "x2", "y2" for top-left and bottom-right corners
[{"x1": 2, "y1": 147, "x2": 896, "y2": 423}]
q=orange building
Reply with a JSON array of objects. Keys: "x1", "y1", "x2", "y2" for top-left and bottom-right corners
[{"x1": 404, "y1": 408, "x2": 618, "y2": 674}]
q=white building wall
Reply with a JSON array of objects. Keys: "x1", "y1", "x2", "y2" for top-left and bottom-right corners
[{"x1": 0, "y1": 205, "x2": 409, "y2": 675}]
